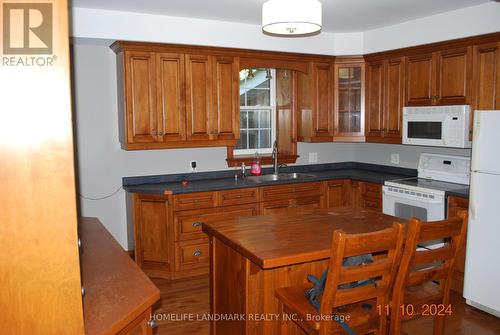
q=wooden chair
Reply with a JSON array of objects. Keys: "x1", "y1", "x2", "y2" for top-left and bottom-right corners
[
  {"x1": 389, "y1": 210, "x2": 468, "y2": 335},
  {"x1": 275, "y1": 223, "x2": 405, "y2": 335}
]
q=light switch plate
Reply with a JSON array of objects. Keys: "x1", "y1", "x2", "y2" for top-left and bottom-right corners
[
  {"x1": 308, "y1": 152, "x2": 318, "y2": 163},
  {"x1": 391, "y1": 153, "x2": 400, "y2": 165}
]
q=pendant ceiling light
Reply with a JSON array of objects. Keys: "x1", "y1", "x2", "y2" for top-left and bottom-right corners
[{"x1": 262, "y1": 0, "x2": 322, "y2": 36}]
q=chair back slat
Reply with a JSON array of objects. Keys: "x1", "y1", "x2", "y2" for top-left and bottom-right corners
[
  {"x1": 333, "y1": 283, "x2": 390, "y2": 307},
  {"x1": 412, "y1": 246, "x2": 455, "y2": 265},
  {"x1": 406, "y1": 265, "x2": 449, "y2": 287},
  {"x1": 343, "y1": 229, "x2": 401, "y2": 257},
  {"x1": 417, "y1": 218, "x2": 463, "y2": 242},
  {"x1": 339, "y1": 258, "x2": 392, "y2": 285}
]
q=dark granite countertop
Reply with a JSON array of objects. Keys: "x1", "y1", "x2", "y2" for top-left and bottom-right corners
[{"x1": 123, "y1": 162, "x2": 419, "y2": 195}]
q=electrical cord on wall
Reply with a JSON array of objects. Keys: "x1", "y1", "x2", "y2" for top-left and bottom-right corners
[{"x1": 79, "y1": 186, "x2": 123, "y2": 200}]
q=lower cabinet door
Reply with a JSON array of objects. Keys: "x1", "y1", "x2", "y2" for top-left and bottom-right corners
[{"x1": 134, "y1": 194, "x2": 172, "y2": 272}]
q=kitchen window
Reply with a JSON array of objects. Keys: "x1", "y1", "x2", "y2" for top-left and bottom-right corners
[{"x1": 235, "y1": 68, "x2": 276, "y2": 156}]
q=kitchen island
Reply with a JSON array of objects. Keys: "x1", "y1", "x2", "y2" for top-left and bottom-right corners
[{"x1": 202, "y1": 208, "x2": 405, "y2": 334}]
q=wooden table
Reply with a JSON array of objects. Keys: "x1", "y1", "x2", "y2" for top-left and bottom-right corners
[{"x1": 202, "y1": 208, "x2": 405, "y2": 335}]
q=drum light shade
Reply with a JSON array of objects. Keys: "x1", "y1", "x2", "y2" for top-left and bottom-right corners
[{"x1": 262, "y1": 0, "x2": 322, "y2": 36}]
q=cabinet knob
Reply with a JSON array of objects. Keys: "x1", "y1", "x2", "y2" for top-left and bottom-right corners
[
  {"x1": 193, "y1": 250, "x2": 202, "y2": 257},
  {"x1": 147, "y1": 319, "x2": 157, "y2": 329},
  {"x1": 158, "y1": 131, "x2": 164, "y2": 136},
  {"x1": 81, "y1": 286, "x2": 85, "y2": 297},
  {"x1": 192, "y1": 221, "x2": 203, "y2": 228}
]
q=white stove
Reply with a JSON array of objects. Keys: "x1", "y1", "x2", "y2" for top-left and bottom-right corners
[{"x1": 383, "y1": 153, "x2": 470, "y2": 226}]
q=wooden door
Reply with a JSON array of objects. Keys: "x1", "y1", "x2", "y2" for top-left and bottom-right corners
[
  {"x1": 134, "y1": 194, "x2": 172, "y2": 271},
  {"x1": 125, "y1": 51, "x2": 158, "y2": 143},
  {"x1": 156, "y1": 53, "x2": 186, "y2": 142},
  {"x1": 326, "y1": 180, "x2": 348, "y2": 208},
  {"x1": 185, "y1": 54, "x2": 213, "y2": 141},
  {"x1": 472, "y1": 42, "x2": 500, "y2": 111},
  {"x1": 348, "y1": 181, "x2": 364, "y2": 207},
  {"x1": 435, "y1": 47, "x2": 472, "y2": 105},
  {"x1": 312, "y1": 62, "x2": 334, "y2": 140},
  {"x1": 334, "y1": 61, "x2": 365, "y2": 141},
  {"x1": 0, "y1": 0, "x2": 85, "y2": 332},
  {"x1": 384, "y1": 57, "x2": 405, "y2": 141},
  {"x1": 212, "y1": 56, "x2": 240, "y2": 140},
  {"x1": 365, "y1": 61, "x2": 385, "y2": 139},
  {"x1": 405, "y1": 53, "x2": 435, "y2": 106}
]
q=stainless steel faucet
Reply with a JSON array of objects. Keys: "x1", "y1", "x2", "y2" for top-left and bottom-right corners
[{"x1": 272, "y1": 140, "x2": 279, "y2": 175}]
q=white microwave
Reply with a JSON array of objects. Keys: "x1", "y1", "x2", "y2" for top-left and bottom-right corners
[{"x1": 402, "y1": 105, "x2": 471, "y2": 148}]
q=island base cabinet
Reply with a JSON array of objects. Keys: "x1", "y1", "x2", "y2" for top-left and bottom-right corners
[{"x1": 209, "y1": 237, "x2": 329, "y2": 335}]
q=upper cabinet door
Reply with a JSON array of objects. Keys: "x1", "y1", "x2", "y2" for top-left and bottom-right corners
[
  {"x1": 124, "y1": 51, "x2": 158, "y2": 143},
  {"x1": 185, "y1": 54, "x2": 213, "y2": 141},
  {"x1": 365, "y1": 61, "x2": 385, "y2": 139},
  {"x1": 312, "y1": 62, "x2": 334, "y2": 140},
  {"x1": 405, "y1": 53, "x2": 435, "y2": 106},
  {"x1": 334, "y1": 61, "x2": 365, "y2": 141},
  {"x1": 435, "y1": 47, "x2": 472, "y2": 105},
  {"x1": 472, "y1": 42, "x2": 500, "y2": 111},
  {"x1": 385, "y1": 57, "x2": 405, "y2": 141},
  {"x1": 156, "y1": 53, "x2": 186, "y2": 142},
  {"x1": 212, "y1": 56, "x2": 240, "y2": 140}
]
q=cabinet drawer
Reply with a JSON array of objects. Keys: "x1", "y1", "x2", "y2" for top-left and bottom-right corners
[
  {"x1": 261, "y1": 196, "x2": 323, "y2": 215},
  {"x1": 175, "y1": 208, "x2": 217, "y2": 241},
  {"x1": 175, "y1": 239, "x2": 209, "y2": 271},
  {"x1": 362, "y1": 182, "x2": 382, "y2": 199},
  {"x1": 363, "y1": 198, "x2": 382, "y2": 211},
  {"x1": 173, "y1": 191, "x2": 217, "y2": 211},
  {"x1": 261, "y1": 182, "x2": 323, "y2": 201},
  {"x1": 175, "y1": 204, "x2": 258, "y2": 241},
  {"x1": 219, "y1": 188, "x2": 259, "y2": 206}
]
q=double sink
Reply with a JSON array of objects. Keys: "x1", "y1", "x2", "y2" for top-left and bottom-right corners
[{"x1": 245, "y1": 173, "x2": 315, "y2": 183}]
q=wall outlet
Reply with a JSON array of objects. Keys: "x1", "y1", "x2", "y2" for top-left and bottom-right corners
[
  {"x1": 390, "y1": 153, "x2": 400, "y2": 165},
  {"x1": 308, "y1": 152, "x2": 318, "y2": 163},
  {"x1": 189, "y1": 160, "x2": 197, "y2": 172}
]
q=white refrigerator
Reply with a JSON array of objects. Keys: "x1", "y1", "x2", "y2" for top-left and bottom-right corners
[{"x1": 463, "y1": 110, "x2": 500, "y2": 317}]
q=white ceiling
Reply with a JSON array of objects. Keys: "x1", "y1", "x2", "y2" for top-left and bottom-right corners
[{"x1": 70, "y1": 0, "x2": 491, "y2": 32}]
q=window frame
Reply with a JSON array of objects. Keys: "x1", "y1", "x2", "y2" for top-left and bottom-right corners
[{"x1": 234, "y1": 69, "x2": 276, "y2": 156}]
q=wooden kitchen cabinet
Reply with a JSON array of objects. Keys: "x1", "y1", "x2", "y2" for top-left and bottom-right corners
[
  {"x1": 113, "y1": 42, "x2": 240, "y2": 150},
  {"x1": 365, "y1": 57, "x2": 405, "y2": 143},
  {"x1": 130, "y1": 179, "x2": 386, "y2": 279},
  {"x1": 212, "y1": 56, "x2": 240, "y2": 140},
  {"x1": 260, "y1": 196, "x2": 323, "y2": 215},
  {"x1": 156, "y1": 52, "x2": 186, "y2": 142},
  {"x1": 447, "y1": 196, "x2": 469, "y2": 293},
  {"x1": 405, "y1": 47, "x2": 472, "y2": 106},
  {"x1": 185, "y1": 54, "x2": 213, "y2": 141},
  {"x1": 334, "y1": 57, "x2": 365, "y2": 141},
  {"x1": 123, "y1": 51, "x2": 158, "y2": 144},
  {"x1": 133, "y1": 193, "x2": 173, "y2": 274},
  {"x1": 346, "y1": 180, "x2": 382, "y2": 211},
  {"x1": 326, "y1": 179, "x2": 349, "y2": 207},
  {"x1": 298, "y1": 62, "x2": 334, "y2": 142},
  {"x1": 471, "y1": 42, "x2": 500, "y2": 134}
]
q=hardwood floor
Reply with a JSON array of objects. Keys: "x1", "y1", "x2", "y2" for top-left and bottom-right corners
[{"x1": 151, "y1": 275, "x2": 500, "y2": 335}]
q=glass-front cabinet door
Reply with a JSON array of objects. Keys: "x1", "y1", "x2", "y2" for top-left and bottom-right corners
[{"x1": 334, "y1": 58, "x2": 365, "y2": 141}]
